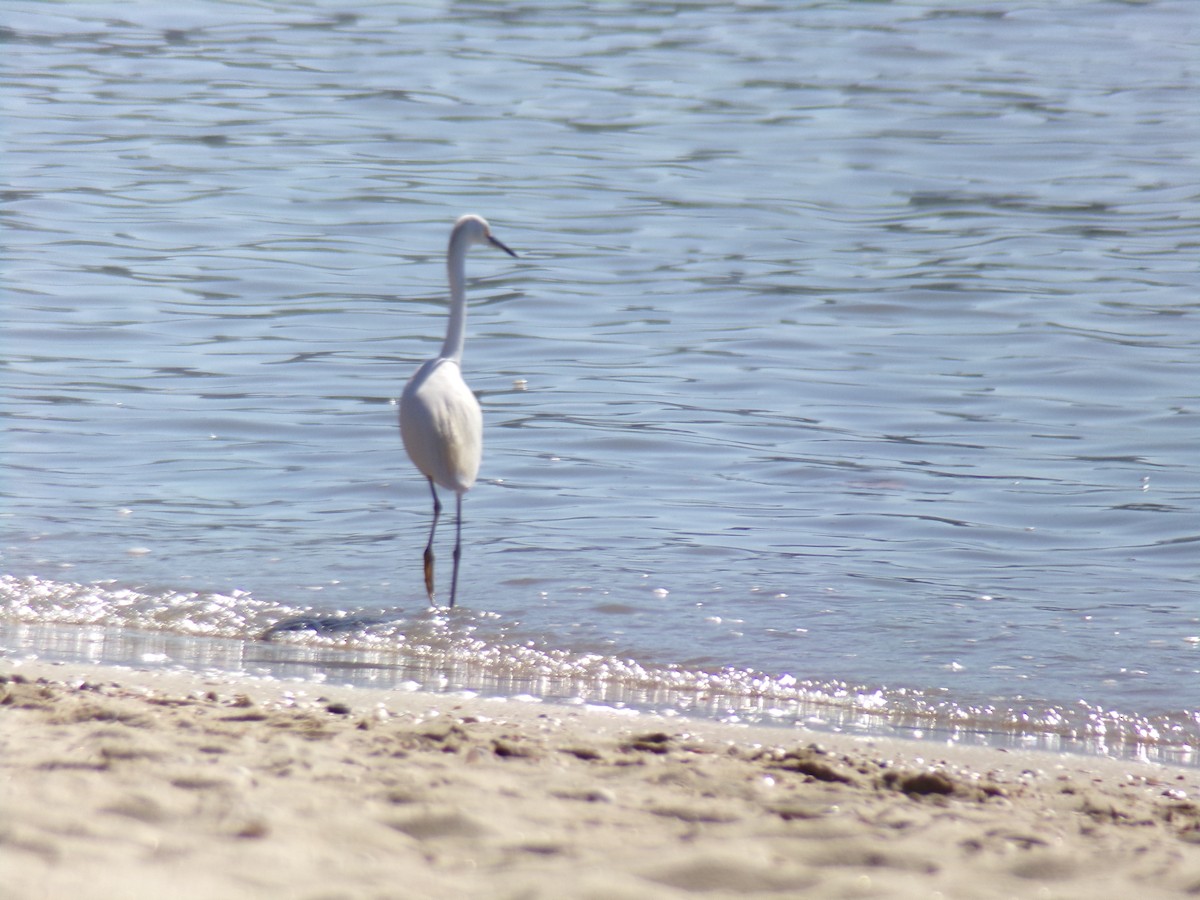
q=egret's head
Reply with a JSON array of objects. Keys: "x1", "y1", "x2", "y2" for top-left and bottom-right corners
[{"x1": 453, "y1": 214, "x2": 517, "y2": 258}]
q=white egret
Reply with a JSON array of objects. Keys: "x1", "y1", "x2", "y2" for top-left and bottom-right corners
[{"x1": 399, "y1": 214, "x2": 517, "y2": 609}]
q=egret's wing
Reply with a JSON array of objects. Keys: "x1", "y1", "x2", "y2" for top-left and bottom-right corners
[{"x1": 400, "y1": 358, "x2": 482, "y2": 493}]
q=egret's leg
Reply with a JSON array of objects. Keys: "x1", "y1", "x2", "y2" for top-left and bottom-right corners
[
  {"x1": 449, "y1": 493, "x2": 463, "y2": 609},
  {"x1": 423, "y1": 479, "x2": 441, "y2": 606}
]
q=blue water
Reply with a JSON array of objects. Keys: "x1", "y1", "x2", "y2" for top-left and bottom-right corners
[{"x1": 3, "y1": 0, "x2": 1198, "y2": 760}]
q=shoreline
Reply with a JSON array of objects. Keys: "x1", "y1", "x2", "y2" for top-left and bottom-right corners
[
  {"x1": 4, "y1": 659, "x2": 1200, "y2": 898},
  {"x1": 5, "y1": 614, "x2": 1190, "y2": 768}
]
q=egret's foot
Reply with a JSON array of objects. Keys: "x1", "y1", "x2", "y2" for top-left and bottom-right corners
[{"x1": 423, "y1": 546, "x2": 436, "y2": 605}]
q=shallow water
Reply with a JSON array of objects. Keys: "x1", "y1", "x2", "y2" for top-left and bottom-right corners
[{"x1": 3, "y1": 1, "x2": 1199, "y2": 760}]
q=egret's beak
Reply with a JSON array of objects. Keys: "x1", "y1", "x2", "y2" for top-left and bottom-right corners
[{"x1": 488, "y1": 234, "x2": 518, "y2": 258}]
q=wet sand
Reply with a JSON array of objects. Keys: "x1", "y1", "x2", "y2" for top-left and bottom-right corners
[{"x1": 4, "y1": 658, "x2": 1200, "y2": 899}]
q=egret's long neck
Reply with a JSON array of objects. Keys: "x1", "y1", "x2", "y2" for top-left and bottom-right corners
[{"x1": 440, "y1": 231, "x2": 469, "y2": 362}]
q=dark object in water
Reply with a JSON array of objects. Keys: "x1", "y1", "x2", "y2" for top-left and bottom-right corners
[{"x1": 260, "y1": 612, "x2": 397, "y2": 642}]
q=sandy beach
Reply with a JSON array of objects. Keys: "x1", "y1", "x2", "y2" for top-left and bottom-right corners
[{"x1": 3, "y1": 659, "x2": 1200, "y2": 899}]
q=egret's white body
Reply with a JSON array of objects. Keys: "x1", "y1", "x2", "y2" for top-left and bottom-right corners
[{"x1": 399, "y1": 214, "x2": 516, "y2": 608}]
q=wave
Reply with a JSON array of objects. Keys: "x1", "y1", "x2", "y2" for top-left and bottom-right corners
[{"x1": 2, "y1": 573, "x2": 1196, "y2": 765}]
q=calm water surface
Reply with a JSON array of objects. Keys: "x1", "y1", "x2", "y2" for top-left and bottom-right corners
[{"x1": 3, "y1": 1, "x2": 1198, "y2": 759}]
